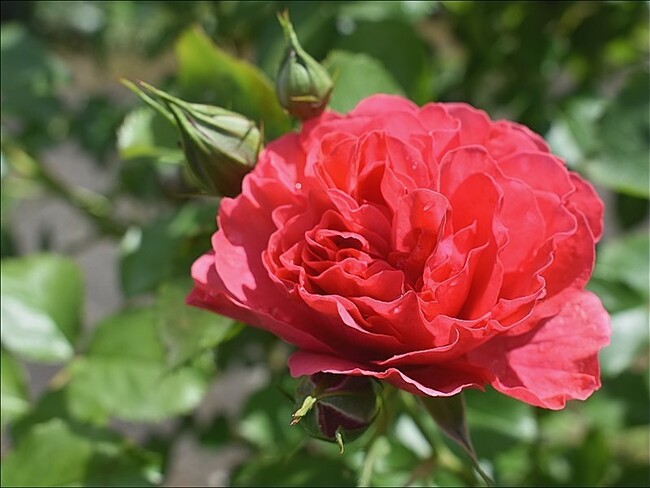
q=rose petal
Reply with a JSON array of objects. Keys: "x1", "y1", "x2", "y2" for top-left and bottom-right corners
[
  {"x1": 288, "y1": 350, "x2": 488, "y2": 397},
  {"x1": 466, "y1": 289, "x2": 611, "y2": 409}
]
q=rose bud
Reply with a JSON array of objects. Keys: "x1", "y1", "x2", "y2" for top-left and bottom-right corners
[
  {"x1": 275, "y1": 12, "x2": 333, "y2": 120},
  {"x1": 165, "y1": 102, "x2": 262, "y2": 197},
  {"x1": 123, "y1": 80, "x2": 262, "y2": 197},
  {"x1": 290, "y1": 373, "x2": 381, "y2": 452}
]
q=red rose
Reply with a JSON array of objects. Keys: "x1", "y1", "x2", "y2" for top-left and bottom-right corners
[{"x1": 188, "y1": 95, "x2": 610, "y2": 409}]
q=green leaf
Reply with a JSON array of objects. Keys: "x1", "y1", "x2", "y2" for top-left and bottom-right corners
[
  {"x1": 175, "y1": 27, "x2": 291, "y2": 139},
  {"x1": 1, "y1": 349, "x2": 29, "y2": 430},
  {"x1": 420, "y1": 393, "x2": 495, "y2": 486},
  {"x1": 120, "y1": 203, "x2": 215, "y2": 297},
  {"x1": 117, "y1": 107, "x2": 184, "y2": 163},
  {"x1": 548, "y1": 73, "x2": 650, "y2": 198},
  {"x1": 156, "y1": 280, "x2": 242, "y2": 369},
  {"x1": 231, "y1": 450, "x2": 356, "y2": 487},
  {"x1": 331, "y1": 19, "x2": 433, "y2": 103},
  {"x1": 238, "y1": 378, "x2": 303, "y2": 450},
  {"x1": 0, "y1": 419, "x2": 161, "y2": 487},
  {"x1": 1, "y1": 254, "x2": 83, "y2": 363},
  {"x1": 594, "y1": 231, "x2": 650, "y2": 300},
  {"x1": 584, "y1": 72, "x2": 650, "y2": 198},
  {"x1": 420, "y1": 394, "x2": 476, "y2": 458},
  {"x1": 323, "y1": 50, "x2": 405, "y2": 113},
  {"x1": 600, "y1": 307, "x2": 650, "y2": 377},
  {"x1": 464, "y1": 388, "x2": 537, "y2": 451},
  {"x1": 67, "y1": 308, "x2": 212, "y2": 423}
]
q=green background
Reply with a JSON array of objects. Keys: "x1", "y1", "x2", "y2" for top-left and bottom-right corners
[{"x1": 1, "y1": 1, "x2": 648, "y2": 486}]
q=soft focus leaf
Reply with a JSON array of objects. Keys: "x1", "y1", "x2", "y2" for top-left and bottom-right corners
[
  {"x1": 323, "y1": 50, "x2": 404, "y2": 113},
  {"x1": 339, "y1": 1, "x2": 439, "y2": 23},
  {"x1": 156, "y1": 280, "x2": 241, "y2": 369},
  {"x1": 238, "y1": 379, "x2": 303, "y2": 450},
  {"x1": 594, "y1": 231, "x2": 650, "y2": 299},
  {"x1": 175, "y1": 27, "x2": 291, "y2": 139},
  {"x1": 0, "y1": 23, "x2": 67, "y2": 147},
  {"x1": 548, "y1": 73, "x2": 649, "y2": 197},
  {"x1": 600, "y1": 307, "x2": 650, "y2": 377},
  {"x1": 120, "y1": 203, "x2": 215, "y2": 297},
  {"x1": 464, "y1": 387, "x2": 537, "y2": 457},
  {"x1": 420, "y1": 394, "x2": 476, "y2": 458},
  {"x1": 0, "y1": 419, "x2": 161, "y2": 487},
  {"x1": 67, "y1": 308, "x2": 211, "y2": 423},
  {"x1": 584, "y1": 72, "x2": 650, "y2": 198},
  {"x1": 1, "y1": 254, "x2": 83, "y2": 363},
  {"x1": 116, "y1": 107, "x2": 184, "y2": 163},
  {"x1": 332, "y1": 19, "x2": 433, "y2": 103},
  {"x1": 0, "y1": 349, "x2": 29, "y2": 430},
  {"x1": 231, "y1": 450, "x2": 356, "y2": 487}
]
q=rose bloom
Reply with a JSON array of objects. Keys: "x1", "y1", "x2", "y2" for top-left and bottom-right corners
[{"x1": 188, "y1": 95, "x2": 611, "y2": 409}]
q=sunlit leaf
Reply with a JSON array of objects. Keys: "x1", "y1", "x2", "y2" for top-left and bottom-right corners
[
  {"x1": 0, "y1": 349, "x2": 29, "y2": 430},
  {"x1": 67, "y1": 308, "x2": 212, "y2": 423},
  {"x1": 156, "y1": 280, "x2": 242, "y2": 369},
  {"x1": 323, "y1": 50, "x2": 404, "y2": 113},
  {"x1": 175, "y1": 27, "x2": 291, "y2": 139},
  {"x1": 1, "y1": 254, "x2": 83, "y2": 363}
]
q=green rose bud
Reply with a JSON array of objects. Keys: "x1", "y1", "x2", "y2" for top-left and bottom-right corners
[
  {"x1": 276, "y1": 12, "x2": 334, "y2": 120},
  {"x1": 291, "y1": 373, "x2": 381, "y2": 453},
  {"x1": 166, "y1": 103, "x2": 261, "y2": 197},
  {"x1": 122, "y1": 80, "x2": 262, "y2": 198}
]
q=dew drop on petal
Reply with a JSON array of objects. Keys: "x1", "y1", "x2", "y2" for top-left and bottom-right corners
[{"x1": 295, "y1": 182, "x2": 303, "y2": 190}]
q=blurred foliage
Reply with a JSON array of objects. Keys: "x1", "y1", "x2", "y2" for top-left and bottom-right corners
[{"x1": 1, "y1": 1, "x2": 648, "y2": 487}]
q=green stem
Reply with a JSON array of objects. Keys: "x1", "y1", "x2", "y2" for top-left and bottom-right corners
[
  {"x1": 401, "y1": 392, "x2": 490, "y2": 487},
  {"x1": 36, "y1": 163, "x2": 127, "y2": 236}
]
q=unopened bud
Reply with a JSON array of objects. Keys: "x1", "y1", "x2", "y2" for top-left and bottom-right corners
[
  {"x1": 276, "y1": 12, "x2": 333, "y2": 120},
  {"x1": 291, "y1": 373, "x2": 381, "y2": 452},
  {"x1": 123, "y1": 80, "x2": 262, "y2": 197}
]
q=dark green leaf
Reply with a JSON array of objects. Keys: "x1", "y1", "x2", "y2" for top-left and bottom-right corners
[
  {"x1": 420, "y1": 393, "x2": 495, "y2": 486},
  {"x1": 585, "y1": 72, "x2": 650, "y2": 198},
  {"x1": 67, "y1": 308, "x2": 212, "y2": 423},
  {"x1": 0, "y1": 419, "x2": 161, "y2": 487},
  {"x1": 119, "y1": 203, "x2": 216, "y2": 297},
  {"x1": 420, "y1": 394, "x2": 476, "y2": 458},
  {"x1": 323, "y1": 50, "x2": 405, "y2": 113},
  {"x1": 231, "y1": 450, "x2": 356, "y2": 487},
  {"x1": 1, "y1": 254, "x2": 83, "y2": 363}
]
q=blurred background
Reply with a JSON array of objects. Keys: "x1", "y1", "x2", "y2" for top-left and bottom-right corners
[{"x1": 1, "y1": 1, "x2": 648, "y2": 486}]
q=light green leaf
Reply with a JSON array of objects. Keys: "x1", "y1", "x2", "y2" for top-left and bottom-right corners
[
  {"x1": 157, "y1": 280, "x2": 242, "y2": 369},
  {"x1": 1, "y1": 349, "x2": 29, "y2": 430},
  {"x1": 331, "y1": 19, "x2": 432, "y2": 103},
  {"x1": 323, "y1": 50, "x2": 405, "y2": 113},
  {"x1": 0, "y1": 419, "x2": 161, "y2": 487},
  {"x1": 600, "y1": 307, "x2": 650, "y2": 377},
  {"x1": 175, "y1": 27, "x2": 291, "y2": 139},
  {"x1": 116, "y1": 107, "x2": 184, "y2": 163},
  {"x1": 67, "y1": 308, "x2": 212, "y2": 423},
  {"x1": 1, "y1": 254, "x2": 83, "y2": 363}
]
